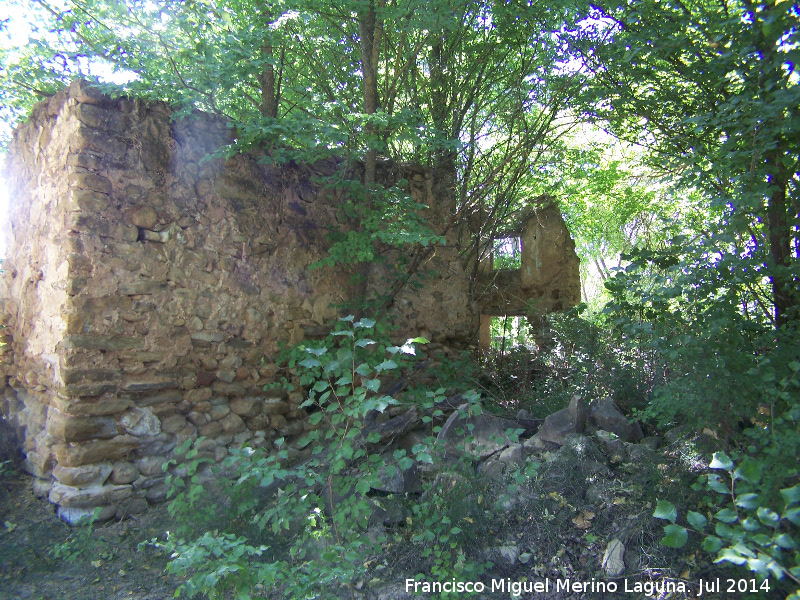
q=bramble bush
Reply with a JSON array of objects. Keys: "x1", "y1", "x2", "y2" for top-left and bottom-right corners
[
  {"x1": 605, "y1": 236, "x2": 800, "y2": 599},
  {"x1": 147, "y1": 316, "x2": 491, "y2": 599}
]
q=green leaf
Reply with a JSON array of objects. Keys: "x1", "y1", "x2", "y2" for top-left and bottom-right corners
[
  {"x1": 398, "y1": 456, "x2": 414, "y2": 470},
  {"x1": 709, "y1": 452, "x2": 733, "y2": 471},
  {"x1": 784, "y1": 507, "x2": 800, "y2": 526},
  {"x1": 355, "y1": 338, "x2": 376, "y2": 347},
  {"x1": 661, "y1": 524, "x2": 688, "y2": 548},
  {"x1": 756, "y1": 507, "x2": 780, "y2": 527},
  {"x1": 375, "y1": 359, "x2": 397, "y2": 372},
  {"x1": 299, "y1": 358, "x2": 321, "y2": 369},
  {"x1": 702, "y1": 536, "x2": 724, "y2": 552},
  {"x1": 416, "y1": 452, "x2": 433, "y2": 464},
  {"x1": 355, "y1": 478, "x2": 371, "y2": 495},
  {"x1": 715, "y1": 548, "x2": 748, "y2": 566},
  {"x1": 686, "y1": 511, "x2": 707, "y2": 531},
  {"x1": 775, "y1": 534, "x2": 796, "y2": 550},
  {"x1": 780, "y1": 484, "x2": 800, "y2": 505},
  {"x1": 714, "y1": 508, "x2": 739, "y2": 524},
  {"x1": 733, "y1": 457, "x2": 762, "y2": 483},
  {"x1": 735, "y1": 493, "x2": 760, "y2": 510},
  {"x1": 741, "y1": 517, "x2": 761, "y2": 532},
  {"x1": 707, "y1": 474, "x2": 731, "y2": 495},
  {"x1": 715, "y1": 522, "x2": 737, "y2": 539},
  {"x1": 355, "y1": 363, "x2": 372, "y2": 377},
  {"x1": 653, "y1": 500, "x2": 677, "y2": 523}
]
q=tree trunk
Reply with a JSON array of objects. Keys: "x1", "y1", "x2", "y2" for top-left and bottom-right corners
[
  {"x1": 359, "y1": 1, "x2": 382, "y2": 188},
  {"x1": 429, "y1": 37, "x2": 457, "y2": 216},
  {"x1": 256, "y1": 42, "x2": 278, "y2": 118},
  {"x1": 766, "y1": 149, "x2": 795, "y2": 327}
]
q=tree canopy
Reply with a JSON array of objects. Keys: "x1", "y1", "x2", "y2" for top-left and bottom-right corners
[
  {"x1": 2, "y1": 0, "x2": 587, "y2": 264},
  {"x1": 1, "y1": 0, "x2": 797, "y2": 320}
]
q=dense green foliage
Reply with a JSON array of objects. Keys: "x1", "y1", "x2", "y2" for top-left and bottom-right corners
[
  {"x1": 1, "y1": 0, "x2": 587, "y2": 277},
  {"x1": 147, "y1": 318, "x2": 502, "y2": 599}
]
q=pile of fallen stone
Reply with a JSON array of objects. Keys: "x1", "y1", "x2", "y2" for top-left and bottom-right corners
[{"x1": 325, "y1": 394, "x2": 688, "y2": 599}]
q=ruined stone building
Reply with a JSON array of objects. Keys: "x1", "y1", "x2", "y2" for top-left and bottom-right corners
[{"x1": 0, "y1": 81, "x2": 580, "y2": 522}]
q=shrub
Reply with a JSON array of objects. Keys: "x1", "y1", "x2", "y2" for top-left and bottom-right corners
[{"x1": 149, "y1": 316, "x2": 491, "y2": 599}]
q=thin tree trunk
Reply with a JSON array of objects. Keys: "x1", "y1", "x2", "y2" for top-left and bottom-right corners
[
  {"x1": 766, "y1": 151, "x2": 794, "y2": 327},
  {"x1": 359, "y1": 1, "x2": 383, "y2": 188},
  {"x1": 256, "y1": 42, "x2": 278, "y2": 118}
]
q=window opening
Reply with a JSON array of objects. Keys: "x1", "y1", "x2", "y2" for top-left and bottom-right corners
[
  {"x1": 490, "y1": 315, "x2": 534, "y2": 352},
  {"x1": 493, "y1": 236, "x2": 522, "y2": 270}
]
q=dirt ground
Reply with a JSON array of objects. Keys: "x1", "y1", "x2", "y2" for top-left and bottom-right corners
[{"x1": 0, "y1": 471, "x2": 182, "y2": 600}]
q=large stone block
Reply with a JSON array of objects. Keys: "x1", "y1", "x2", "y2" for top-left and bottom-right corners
[
  {"x1": 122, "y1": 378, "x2": 179, "y2": 393},
  {"x1": 74, "y1": 103, "x2": 124, "y2": 132},
  {"x1": 135, "y1": 456, "x2": 168, "y2": 477},
  {"x1": 123, "y1": 205, "x2": 158, "y2": 229},
  {"x1": 68, "y1": 172, "x2": 112, "y2": 194},
  {"x1": 52, "y1": 395, "x2": 133, "y2": 416},
  {"x1": 219, "y1": 412, "x2": 246, "y2": 434},
  {"x1": 60, "y1": 368, "x2": 119, "y2": 386},
  {"x1": 212, "y1": 382, "x2": 245, "y2": 396},
  {"x1": 67, "y1": 213, "x2": 113, "y2": 237},
  {"x1": 262, "y1": 398, "x2": 290, "y2": 415},
  {"x1": 61, "y1": 335, "x2": 144, "y2": 351},
  {"x1": 185, "y1": 388, "x2": 212, "y2": 404},
  {"x1": 65, "y1": 189, "x2": 110, "y2": 213},
  {"x1": 71, "y1": 127, "x2": 127, "y2": 158},
  {"x1": 55, "y1": 435, "x2": 141, "y2": 467},
  {"x1": 52, "y1": 463, "x2": 113, "y2": 488},
  {"x1": 118, "y1": 281, "x2": 168, "y2": 295},
  {"x1": 49, "y1": 482, "x2": 132, "y2": 508},
  {"x1": 60, "y1": 382, "x2": 119, "y2": 397},
  {"x1": 46, "y1": 410, "x2": 119, "y2": 443},
  {"x1": 111, "y1": 461, "x2": 140, "y2": 484}
]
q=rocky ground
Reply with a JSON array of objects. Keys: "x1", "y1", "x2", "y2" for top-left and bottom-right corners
[{"x1": 0, "y1": 397, "x2": 783, "y2": 600}]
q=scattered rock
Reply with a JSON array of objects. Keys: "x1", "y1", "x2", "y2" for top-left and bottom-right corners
[
  {"x1": 588, "y1": 398, "x2": 643, "y2": 442},
  {"x1": 526, "y1": 394, "x2": 587, "y2": 446},
  {"x1": 602, "y1": 538, "x2": 626, "y2": 576},
  {"x1": 485, "y1": 544, "x2": 520, "y2": 569},
  {"x1": 664, "y1": 424, "x2": 693, "y2": 445},
  {"x1": 593, "y1": 430, "x2": 629, "y2": 464},
  {"x1": 436, "y1": 404, "x2": 520, "y2": 459}
]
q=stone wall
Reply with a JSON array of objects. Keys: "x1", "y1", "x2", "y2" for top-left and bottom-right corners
[{"x1": 0, "y1": 81, "x2": 578, "y2": 522}]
